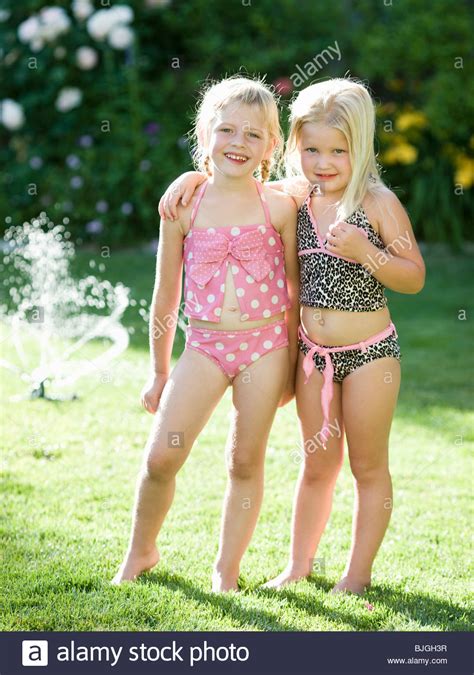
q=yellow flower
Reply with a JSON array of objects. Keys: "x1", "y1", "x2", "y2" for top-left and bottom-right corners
[
  {"x1": 382, "y1": 143, "x2": 418, "y2": 165},
  {"x1": 454, "y1": 155, "x2": 474, "y2": 188},
  {"x1": 395, "y1": 111, "x2": 428, "y2": 132}
]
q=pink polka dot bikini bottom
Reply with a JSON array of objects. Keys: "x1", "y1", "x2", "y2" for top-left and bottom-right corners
[{"x1": 185, "y1": 319, "x2": 289, "y2": 380}]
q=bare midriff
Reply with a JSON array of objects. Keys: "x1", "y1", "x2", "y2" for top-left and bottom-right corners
[
  {"x1": 189, "y1": 265, "x2": 285, "y2": 331},
  {"x1": 300, "y1": 305, "x2": 392, "y2": 347}
]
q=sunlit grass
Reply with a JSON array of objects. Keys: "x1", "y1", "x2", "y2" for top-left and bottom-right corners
[{"x1": 1, "y1": 246, "x2": 472, "y2": 631}]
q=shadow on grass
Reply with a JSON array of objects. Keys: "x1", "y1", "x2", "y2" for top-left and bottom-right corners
[
  {"x1": 257, "y1": 576, "x2": 471, "y2": 631},
  {"x1": 3, "y1": 539, "x2": 471, "y2": 632},
  {"x1": 136, "y1": 569, "x2": 471, "y2": 632},
  {"x1": 136, "y1": 570, "x2": 297, "y2": 631},
  {"x1": 135, "y1": 568, "x2": 297, "y2": 631},
  {"x1": 365, "y1": 583, "x2": 472, "y2": 631}
]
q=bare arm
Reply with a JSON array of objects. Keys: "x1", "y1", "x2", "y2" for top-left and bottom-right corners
[
  {"x1": 270, "y1": 176, "x2": 311, "y2": 204},
  {"x1": 280, "y1": 201, "x2": 300, "y2": 353},
  {"x1": 360, "y1": 191, "x2": 426, "y2": 294},
  {"x1": 159, "y1": 173, "x2": 310, "y2": 220},
  {"x1": 149, "y1": 216, "x2": 185, "y2": 374},
  {"x1": 271, "y1": 194, "x2": 300, "y2": 405},
  {"x1": 158, "y1": 171, "x2": 207, "y2": 221}
]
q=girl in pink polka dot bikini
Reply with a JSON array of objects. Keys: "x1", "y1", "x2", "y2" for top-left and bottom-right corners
[{"x1": 112, "y1": 76, "x2": 299, "y2": 590}]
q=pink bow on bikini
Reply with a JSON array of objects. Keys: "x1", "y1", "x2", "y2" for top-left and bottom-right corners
[{"x1": 188, "y1": 230, "x2": 272, "y2": 286}]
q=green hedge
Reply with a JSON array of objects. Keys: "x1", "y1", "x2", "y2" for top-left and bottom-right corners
[{"x1": 1, "y1": 0, "x2": 472, "y2": 246}]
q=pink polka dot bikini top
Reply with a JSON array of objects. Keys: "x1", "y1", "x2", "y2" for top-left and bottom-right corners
[{"x1": 183, "y1": 179, "x2": 291, "y2": 323}]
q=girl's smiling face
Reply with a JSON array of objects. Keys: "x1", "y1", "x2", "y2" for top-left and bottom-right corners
[
  {"x1": 299, "y1": 122, "x2": 352, "y2": 197},
  {"x1": 207, "y1": 103, "x2": 274, "y2": 179}
]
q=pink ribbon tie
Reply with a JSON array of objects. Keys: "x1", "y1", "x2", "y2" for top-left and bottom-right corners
[
  {"x1": 319, "y1": 351, "x2": 334, "y2": 439},
  {"x1": 300, "y1": 329, "x2": 334, "y2": 447},
  {"x1": 302, "y1": 348, "x2": 317, "y2": 383}
]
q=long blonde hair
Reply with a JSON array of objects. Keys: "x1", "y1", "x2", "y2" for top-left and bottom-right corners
[
  {"x1": 285, "y1": 77, "x2": 386, "y2": 220},
  {"x1": 191, "y1": 75, "x2": 283, "y2": 182}
]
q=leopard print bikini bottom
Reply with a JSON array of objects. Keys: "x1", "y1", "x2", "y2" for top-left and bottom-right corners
[{"x1": 298, "y1": 329, "x2": 401, "y2": 383}]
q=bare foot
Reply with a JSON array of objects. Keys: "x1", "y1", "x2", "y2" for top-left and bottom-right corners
[
  {"x1": 331, "y1": 576, "x2": 370, "y2": 596},
  {"x1": 211, "y1": 570, "x2": 239, "y2": 593},
  {"x1": 111, "y1": 547, "x2": 160, "y2": 585},
  {"x1": 261, "y1": 566, "x2": 310, "y2": 590}
]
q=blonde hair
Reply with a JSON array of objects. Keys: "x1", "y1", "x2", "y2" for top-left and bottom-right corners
[
  {"x1": 285, "y1": 77, "x2": 386, "y2": 220},
  {"x1": 191, "y1": 75, "x2": 283, "y2": 182}
]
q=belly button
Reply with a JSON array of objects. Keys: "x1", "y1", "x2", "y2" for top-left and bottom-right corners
[{"x1": 228, "y1": 306, "x2": 238, "y2": 312}]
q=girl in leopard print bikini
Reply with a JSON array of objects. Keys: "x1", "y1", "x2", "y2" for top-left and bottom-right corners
[{"x1": 160, "y1": 77, "x2": 425, "y2": 596}]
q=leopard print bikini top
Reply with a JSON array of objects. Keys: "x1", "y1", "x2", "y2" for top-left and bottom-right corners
[{"x1": 297, "y1": 196, "x2": 387, "y2": 312}]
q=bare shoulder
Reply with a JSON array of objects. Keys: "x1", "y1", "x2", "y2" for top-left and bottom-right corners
[
  {"x1": 263, "y1": 184, "x2": 297, "y2": 233},
  {"x1": 173, "y1": 191, "x2": 200, "y2": 237},
  {"x1": 362, "y1": 186, "x2": 407, "y2": 232}
]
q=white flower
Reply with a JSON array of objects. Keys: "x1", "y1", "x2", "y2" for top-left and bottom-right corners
[
  {"x1": 31, "y1": 37, "x2": 45, "y2": 52},
  {"x1": 18, "y1": 15, "x2": 40, "y2": 43},
  {"x1": 109, "y1": 5, "x2": 134, "y2": 24},
  {"x1": 87, "y1": 5, "x2": 134, "y2": 42},
  {"x1": 108, "y1": 24, "x2": 134, "y2": 50},
  {"x1": 17, "y1": 7, "x2": 70, "y2": 50},
  {"x1": 72, "y1": 0, "x2": 94, "y2": 21},
  {"x1": 76, "y1": 46, "x2": 98, "y2": 70},
  {"x1": 56, "y1": 87, "x2": 82, "y2": 113},
  {"x1": 39, "y1": 7, "x2": 71, "y2": 41},
  {"x1": 86, "y1": 9, "x2": 112, "y2": 40},
  {"x1": 0, "y1": 99, "x2": 25, "y2": 130}
]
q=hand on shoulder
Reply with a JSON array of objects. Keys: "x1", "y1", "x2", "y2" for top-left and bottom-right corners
[
  {"x1": 284, "y1": 176, "x2": 312, "y2": 206},
  {"x1": 161, "y1": 196, "x2": 196, "y2": 239}
]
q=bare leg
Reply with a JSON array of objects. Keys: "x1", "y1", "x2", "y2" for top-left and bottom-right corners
[
  {"x1": 212, "y1": 347, "x2": 289, "y2": 592},
  {"x1": 112, "y1": 349, "x2": 229, "y2": 584},
  {"x1": 264, "y1": 351, "x2": 344, "y2": 588},
  {"x1": 333, "y1": 357, "x2": 400, "y2": 595}
]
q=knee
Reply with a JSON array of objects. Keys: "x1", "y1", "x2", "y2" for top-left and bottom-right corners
[
  {"x1": 144, "y1": 448, "x2": 181, "y2": 482},
  {"x1": 350, "y1": 457, "x2": 390, "y2": 486},
  {"x1": 227, "y1": 451, "x2": 262, "y2": 481},
  {"x1": 301, "y1": 453, "x2": 343, "y2": 485}
]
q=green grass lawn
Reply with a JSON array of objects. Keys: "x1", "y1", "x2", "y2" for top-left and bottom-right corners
[{"x1": 1, "y1": 245, "x2": 473, "y2": 631}]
